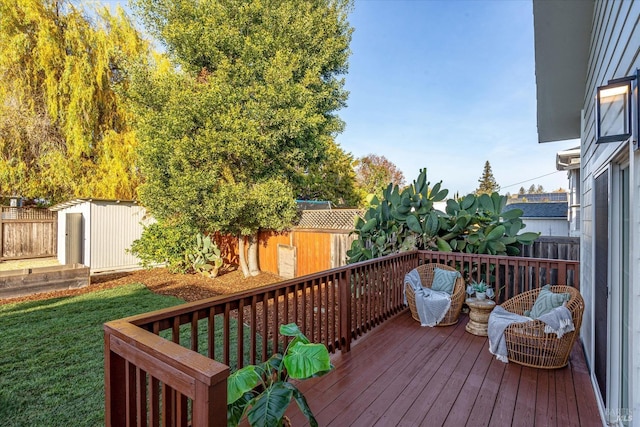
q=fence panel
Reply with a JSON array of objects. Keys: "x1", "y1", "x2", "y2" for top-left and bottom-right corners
[{"x1": 0, "y1": 207, "x2": 57, "y2": 260}]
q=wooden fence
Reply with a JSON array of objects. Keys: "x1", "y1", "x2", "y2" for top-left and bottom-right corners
[
  {"x1": 104, "y1": 250, "x2": 580, "y2": 426},
  {"x1": 519, "y1": 236, "x2": 580, "y2": 261},
  {"x1": 0, "y1": 207, "x2": 57, "y2": 260}
]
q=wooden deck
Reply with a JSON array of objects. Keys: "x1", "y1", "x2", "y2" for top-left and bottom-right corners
[{"x1": 287, "y1": 310, "x2": 602, "y2": 427}]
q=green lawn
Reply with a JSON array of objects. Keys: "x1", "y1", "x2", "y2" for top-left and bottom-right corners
[{"x1": 0, "y1": 284, "x2": 184, "y2": 427}]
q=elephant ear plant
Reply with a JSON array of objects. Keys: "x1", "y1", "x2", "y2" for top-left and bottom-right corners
[{"x1": 227, "y1": 323, "x2": 334, "y2": 427}]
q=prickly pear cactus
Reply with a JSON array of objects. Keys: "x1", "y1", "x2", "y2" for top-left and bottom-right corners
[
  {"x1": 185, "y1": 233, "x2": 224, "y2": 278},
  {"x1": 347, "y1": 169, "x2": 539, "y2": 263}
]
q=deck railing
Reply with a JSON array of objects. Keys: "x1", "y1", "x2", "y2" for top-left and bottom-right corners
[{"x1": 104, "y1": 250, "x2": 579, "y2": 426}]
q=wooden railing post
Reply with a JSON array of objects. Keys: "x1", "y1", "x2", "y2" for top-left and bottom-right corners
[
  {"x1": 192, "y1": 377, "x2": 228, "y2": 427},
  {"x1": 339, "y1": 268, "x2": 352, "y2": 353},
  {"x1": 104, "y1": 330, "x2": 127, "y2": 427}
]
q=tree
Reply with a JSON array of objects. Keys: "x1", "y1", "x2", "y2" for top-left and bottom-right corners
[
  {"x1": 518, "y1": 186, "x2": 526, "y2": 195},
  {"x1": 528, "y1": 184, "x2": 536, "y2": 193},
  {"x1": 355, "y1": 154, "x2": 405, "y2": 202},
  {"x1": 536, "y1": 184, "x2": 545, "y2": 194},
  {"x1": 293, "y1": 139, "x2": 362, "y2": 207},
  {"x1": 475, "y1": 161, "x2": 500, "y2": 195},
  {"x1": 130, "y1": 0, "x2": 353, "y2": 276},
  {"x1": 0, "y1": 0, "x2": 149, "y2": 203}
]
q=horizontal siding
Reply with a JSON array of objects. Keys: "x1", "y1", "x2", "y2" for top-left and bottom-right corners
[{"x1": 580, "y1": 0, "x2": 640, "y2": 407}]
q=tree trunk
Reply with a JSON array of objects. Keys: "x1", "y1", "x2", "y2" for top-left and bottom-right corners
[
  {"x1": 247, "y1": 232, "x2": 260, "y2": 276},
  {"x1": 238, "y1": 235, "x2": 250, "y2": 278}
]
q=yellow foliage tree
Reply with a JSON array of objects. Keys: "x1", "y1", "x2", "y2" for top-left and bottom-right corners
[{"x1": 0, "y1": 0, "x2": 150, "y2": 203}]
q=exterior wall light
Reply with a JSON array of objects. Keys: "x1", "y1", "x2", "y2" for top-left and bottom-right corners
[{"x1": 596, "y1": 70, "x2": 638, "y2": 144}]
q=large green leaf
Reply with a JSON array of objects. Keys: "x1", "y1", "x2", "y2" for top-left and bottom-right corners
[
  {"x1": 283, "y1": 382, "x2": 319, "y2": 427},
  {"x1": 516, "y1": 232, "x2": 540, "y2": 245},
  {"x1": 433, "y1": 188, "x2": 448, "y2": 202},
  {"x1": 283, "y1": 342, "x2": 331, "y2": 380},
  {"x1": 228, "y1": 366, "x2": 262, "y2": 404},
  {"x1": 446, "y1": 199, "x2": 459, "y2": 215},
  {"x1": 479, "y1": 194, "x2": 493, "y2": 212},
  {"x1": 460, "y1": 194, "x2": 475, "y2": 210},
  {"x1": 501, "y1": 208, "x2": 523, "y2": 220},
  {"x1": 227, "y1": 392, "x2": 253, "y2": 427},
  {"x1": 406, "y1": 214, "x2": 422, "y2": 234},
  {"x1": 246, "y1": 383, "x2": 293, "y2": 427},
  {"x1": 486, "y1": 225, "x2": 505, "y2": 241},
  {"x1": 423, "y1": 211, "x2": 440, "y2": 236},
  {"x1": 360, "y1": 217, "x2": 377, "y2": 233},
  {"x1": 436, "y1": 237, "x2": 452, "y2": 252}
]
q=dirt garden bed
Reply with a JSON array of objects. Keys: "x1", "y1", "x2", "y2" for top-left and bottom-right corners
[{"x1": 0, "y1": 265, "x2": 282, "y2": 305}]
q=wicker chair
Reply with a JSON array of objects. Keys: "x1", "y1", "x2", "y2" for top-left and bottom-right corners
[
  {"x1": 405, "y1": 263, "x2": 465, "y2": 326},
  {"x1": 501, "y1": 285, "x2": 584, "y2": 369}
]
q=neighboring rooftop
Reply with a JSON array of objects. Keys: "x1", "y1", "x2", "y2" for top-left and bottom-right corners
[
  {"x1": 295, "y1": 200, "x2": 333, "y2": 210},
  {"x1": 503, "y1": 202, "x2": 568, "y2": 218},
  {"x1": 509, "y1": 192, "x2": 567, "y2": 203}
]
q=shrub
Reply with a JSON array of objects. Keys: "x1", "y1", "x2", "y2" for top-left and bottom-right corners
[{"x1": 129, "y1": 221, "x2": 198, "y2": 273}]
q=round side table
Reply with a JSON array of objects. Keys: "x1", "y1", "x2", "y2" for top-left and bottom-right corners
[{"x1": 465, "y1": 298, "x2": 496, "y2": 336}]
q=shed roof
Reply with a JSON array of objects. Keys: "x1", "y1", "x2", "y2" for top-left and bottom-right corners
[
  {"x1": 294, "y1": 209, "x2": 362, "y2": 231},
  {"x1": 49, "y1": 198, "x2": 138, "y2": 211},
  {"x1": 503, "y1": 202, "x2": 568, "y2": 219}
]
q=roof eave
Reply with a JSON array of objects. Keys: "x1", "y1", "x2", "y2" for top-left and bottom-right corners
[{"x1": 533, "y1": 0, "x2": 594, "y2": 143}]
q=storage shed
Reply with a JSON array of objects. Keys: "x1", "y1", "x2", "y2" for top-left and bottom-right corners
[{"x1": 49, "y1": 199, "x2": 151, "y2": 274}]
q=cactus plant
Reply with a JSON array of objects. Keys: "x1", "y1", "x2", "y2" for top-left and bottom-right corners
[
  {"x1": 347, "y1": 168, "x2": 539, "y2": 263},
  {"x1": 185, "y1": 233, "x2": 224, "y2": 278}
]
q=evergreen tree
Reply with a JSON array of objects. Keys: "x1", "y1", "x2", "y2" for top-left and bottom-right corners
[
  {"x1": 475, "y1": 161, "x2": 500, "y2": 195},
  {"x1": 528, "y1": 184, "x2": 536, "y2": 193},
  {"x1": 536, "y1": 185, "x2": 545, "y2": 194},
  {"x1": 130, "y1": 0, "x2": 353, "y2": 276},
  {"x1": 518, "y1": 186, "x2": 526, "y2": 195}
]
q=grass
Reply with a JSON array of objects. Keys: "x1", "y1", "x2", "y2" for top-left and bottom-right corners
[{"x1": 0, "y1": 284, "x2": 184, "y2": 427}]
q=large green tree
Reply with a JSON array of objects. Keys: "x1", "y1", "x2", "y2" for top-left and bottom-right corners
[
  {"x1": 130, "y1": 0, "x2": 353, "y2": 276},
  {"x1": 0, "y1": 0, "x2": 149, "y2": 203},
  {"x1": 293, "y1": 139, "x2": 362, "y2": 207},
  {"x1": 355, "y1": 154, "x2": 405, "y2": 203}
]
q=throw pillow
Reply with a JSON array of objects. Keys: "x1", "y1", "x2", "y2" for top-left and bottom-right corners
[
  {"x1": 431, "y1": 267, "x2": 459, "y2": 295},
  {"x1": 526, "y1": 285, "x2": 571, "y2": 318}
]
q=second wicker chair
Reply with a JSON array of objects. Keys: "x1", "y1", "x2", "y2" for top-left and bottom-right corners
[
  {"x1": 405, "y1": 263, "x2": 465, "y2": 326},
  {"x1": 501, "y1": 285, "x2": 584, "y2": 369}
]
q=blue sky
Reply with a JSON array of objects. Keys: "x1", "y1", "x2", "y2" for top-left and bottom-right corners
[
  {"x1": 339, "y1": 0, "x2": 577, "y2": 195},
  {"x1": 102, "y1": 0, "x2": 577, "y2": 196}
]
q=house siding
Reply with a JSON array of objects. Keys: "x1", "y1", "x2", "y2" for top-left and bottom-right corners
[{"x1": 580, "y1": 0, "x2": 640, "y2": 422}]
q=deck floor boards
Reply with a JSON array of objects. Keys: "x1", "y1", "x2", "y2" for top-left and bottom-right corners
[{"x1": 287, "y1": 310, "x2": 602, "y2": 427}]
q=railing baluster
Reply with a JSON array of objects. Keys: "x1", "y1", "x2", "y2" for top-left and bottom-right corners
[
  {"x1": 237, "y1": 298, "x2": 244, "y2": 369},
  {"x1": 105, "y1": 249, "x2": 579, "y2": 426},
  {"x1": 250, "y1": 295, "x2": 257, "y2": 365}
]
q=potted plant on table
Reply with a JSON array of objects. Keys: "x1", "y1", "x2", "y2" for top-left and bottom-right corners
[
  {"x1": 227, "y1": 323, "x2": 334, "y2": 427},
  {"x1": 466, "y1": 280, "x2": 494, "y2": 300}
]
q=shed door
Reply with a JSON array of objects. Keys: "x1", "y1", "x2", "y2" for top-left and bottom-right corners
[{"x1": 65, "y1": 213, "x2": 83, "y2": 264}]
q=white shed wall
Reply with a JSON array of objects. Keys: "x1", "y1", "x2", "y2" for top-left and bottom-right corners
[
  {"x1": 89, "y1": 202, "x2": 150, "y2": 273},
  {"x1": 521, "y1": 218, "x2": 569, "y2": 237}
]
